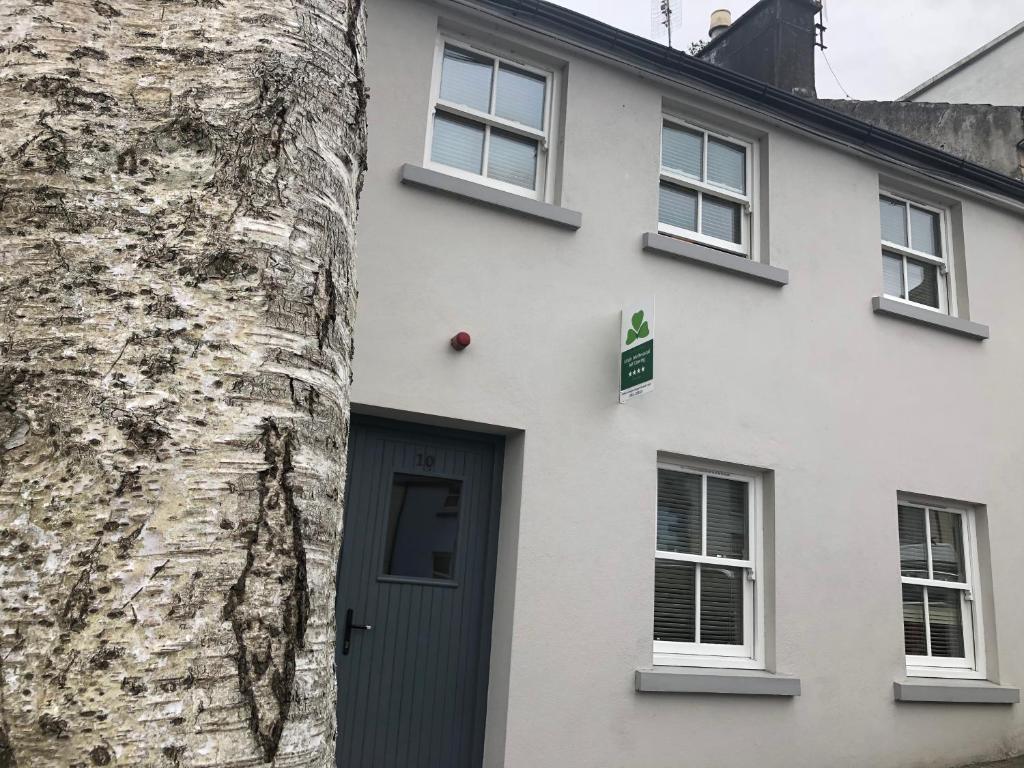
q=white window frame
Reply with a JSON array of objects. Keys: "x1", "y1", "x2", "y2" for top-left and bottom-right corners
[
  {"x1": 880, "y1": 192, "x2": 956, "y2": 316},
  {"x1": 424, "y1": 36, "x2": 555, "y2": 201},
  {"x1": 898, "y1": 499, "x2": 985, "y2": 680},
  {"x1": 653, "y1": 461, "x2": 764, "y2": 670},
  {"x1": 658, "y1": 117, "x2": 756, "y2": 259}
]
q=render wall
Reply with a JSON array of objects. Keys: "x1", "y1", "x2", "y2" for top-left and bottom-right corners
[
  {"x1": 819, "y1": 99, "x2": 1024, "y2": 181},
  {"x1": 908, "y1": 29, "x2": 1024, "y2": 107},
  {"x1": 352, "y1": 0, "x2": 1024, "y2": 765}
]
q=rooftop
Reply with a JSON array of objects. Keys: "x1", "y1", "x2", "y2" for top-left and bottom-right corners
[{"x1": 445, "y1": 0, "x2": 1024, "y2": 204}]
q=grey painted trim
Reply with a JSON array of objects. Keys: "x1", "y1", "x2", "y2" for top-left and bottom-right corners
[
  {"x1": 872, "y1": 296, "x2": 990, "y2": 340},
  {"x1": 400, "y1": 164, "x2": 582, "y2": 230},
  {"x1": 642, "y1": 232, "x2": 789, "y2": 286},
  {"x1": 635, "y1": 667, "x2": 801, "y2": 697},
  {"x1": 901, "y1": 21, "x2": 1024, "y2": 101},
  {"x1": 894, "y1": 679, "x2": 1020, "y2": 705}
]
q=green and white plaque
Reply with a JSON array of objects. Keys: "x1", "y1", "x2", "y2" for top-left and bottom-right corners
[{"x1": 620, "y1": 300, "x2": 654, "y2": 403}]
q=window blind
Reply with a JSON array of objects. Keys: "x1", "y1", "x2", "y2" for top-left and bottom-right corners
[
  {"x1": 439, "y1": 47, "x2": 493, "y2": 112},
  {"x1": 431, "y1": 114, "x2": 484, "y2": 174},
  {"x1": 707, "y1": 138, "x2": 745, "y2": 193},
  {"x1": 495, "y1": 64, "x2": 545, "y2": 129},
  {"x1": 655, "y1": 469, "x2": 749, "y2": 651},
  {"x1": 487, "y1": 130, "x2": 537, "y2": 189}
]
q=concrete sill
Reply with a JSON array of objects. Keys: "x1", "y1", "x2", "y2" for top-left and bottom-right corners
[
  {"x1": 894, "y1": 679, "x2": 1020, "y2": 705},
  {"x1": 642, "y1": 232, "x2": 789, "y2": 286},
  {"x1": 399, "y1": 164, "x2": 582, "y2": 230},
  {"x1": 872, "y1": 296, "x2": 989, "y2": 340},
  {"x1": 635, "y1": 667, "x2": 800, "y2": 697}
]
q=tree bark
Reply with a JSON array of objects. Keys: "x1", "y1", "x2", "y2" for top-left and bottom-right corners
[{"x1": 0, "y1": 0, "x2": 366, "y2": 763}]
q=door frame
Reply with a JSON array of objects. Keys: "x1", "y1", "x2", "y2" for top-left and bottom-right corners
[{"x1": 337, "y1": 414, "x2": 506, "y2": 766}]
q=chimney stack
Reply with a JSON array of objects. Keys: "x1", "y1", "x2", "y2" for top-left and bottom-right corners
[
  {"x1": 697, "y1": 0, "x2": 822, "y2": 99},
  {"x1": 709, "y1": 9, "x2": 732, "y2": 39}
]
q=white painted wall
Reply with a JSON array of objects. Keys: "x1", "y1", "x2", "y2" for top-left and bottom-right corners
[
  {"x1": 907, "y1": 24, "x2": 1024, "y2": 105},
  {"x1": 352, "y1": 0, "x2": 1024, "y2": 765}
]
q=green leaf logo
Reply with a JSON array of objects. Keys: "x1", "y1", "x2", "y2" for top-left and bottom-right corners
[{"x1": 626, "y1": 310, "x2": 650, "y2": 345}]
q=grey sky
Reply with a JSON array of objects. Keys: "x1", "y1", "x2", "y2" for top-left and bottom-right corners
[{"x1": 546, "y1": 0, "x2": 1023, "y2": 100}]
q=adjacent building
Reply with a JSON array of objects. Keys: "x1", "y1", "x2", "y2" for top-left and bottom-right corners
[
  {"x1": 336, "y1": 0, "x2": 1024, "y2": 765},
  {"x1": 902, "y1": 20, "x2": 1024, "y2": 107}
]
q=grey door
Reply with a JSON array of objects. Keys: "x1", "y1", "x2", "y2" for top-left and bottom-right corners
[{"x1": 336, "y1": 418, "x2": 503, "y2": 768}]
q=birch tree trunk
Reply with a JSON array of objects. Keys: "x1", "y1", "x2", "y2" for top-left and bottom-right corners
[{"x1": 0, "y1": 0, "x2": 366, "y2": 763}]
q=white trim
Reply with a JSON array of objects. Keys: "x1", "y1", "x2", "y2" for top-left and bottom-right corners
[
  {"x1": 879, "y1": 191, "x2": 956, "y2": 316},
  {"x1": 901, "y1": 576, "x2": 970, "y2": 592},
  {"x1": 898, "y1": 500, "x2": 986, "y2": 680},
  {"x1": 653, "y1": 462, "x2": 765, "y2": 671},
  {"x1": 658, "y1": 116, "x2": 756, "y2": 259},
  {"x1": 435, "y1": 100, "x2": 548, "y2": 144},
  {"x1": 659, "y1": 170, "x2": 751, "y2": 207},
  {"x1": 423, "y1": 36, "x2": 556, "y2": 201}
]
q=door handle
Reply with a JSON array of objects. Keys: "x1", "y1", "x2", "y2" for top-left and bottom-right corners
[{"x1": 342, "y1": 608, "x2": 372, "y2": 656}]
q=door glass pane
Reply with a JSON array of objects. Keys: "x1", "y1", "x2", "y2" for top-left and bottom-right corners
[
  {"x1": 487, "y1": 129, "x2": 537, "y2": 190},
  {"x1": 659, "y1": 183, "x2": 698, "y2": 233},
  {"x1": 385, "y1": 474, "x2": 462, "y2": 580},
  {"x1": 702, "y1": 195, "x2": 742, "y2": 244},
  {"x1": 657, "y1": 469, "x2": 701, "y2": 555},
  {"x1": 707, "y1": 138, "x2": 746, "y2": 193},
  {"x1": 910, "y1": 206, "x2": 942, "y2": 257},
  {"x1": 700, "y1": 565, "x2": 744, "y2": 645},
  {"x1": 906, "y1": 258, "x2": 940, "y2": 308},
  {"x1": 440, "y1": 46, "x2": 493, "y2": 112},
  {"x1": 880, "y1": 196, "x2": 908, "y2": 246},
  {"x1": 897, "y1": 505, "x2": 928, "y2": 578},
  {"x1": 662, "y1": 123, "x2": 703, "y2": 179},
  {"x1": 431, "y1": 113, "x2": 485, "y2": 174},
  {"x1": 705, "y1": 477, "x2": 747, "y2": 559},
  {"x1": 883, "y1": 252, "x2": 905, "y2": 298},
  {"x1": 929, "y1": 509, "x2": 966, "y2": 583},
  {"x1": 928, "y1": 587, "x2": 966, "y2": 658},
  {"x1": 495, "y1": 64, "x2": 545, "y2": 129},
  {"x1": 654, "y1": 559, "x2": 696, "y2": 643},
  {"x1": 902, "y1": 584, "x2": 927, "y2": 656}
]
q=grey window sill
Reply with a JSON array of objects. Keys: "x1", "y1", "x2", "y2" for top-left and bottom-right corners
[
  {"x1": 642, "y1": 232, "x2": 789, "y2": 286},
  {"x1": 399, "y1": 164, "x2": 581, "y2": 230},
  {"x1": 894, "y1": 679, "x2": 1020, "y2": 704},
  {"x1": 872, "y1": 296, "x2": 989, "y2": 340},
  {"x1": 635, "y1": 667, "x2": 800, "y2": 697}
]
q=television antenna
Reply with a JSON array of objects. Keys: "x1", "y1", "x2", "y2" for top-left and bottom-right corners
[{"x1": 651, "y1": 0, "x2": 682, "y2": 48}]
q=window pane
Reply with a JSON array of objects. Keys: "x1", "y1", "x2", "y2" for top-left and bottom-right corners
[
  {"x1": 487, "y1": 129, "x2": 537, "y2": 189},
  {"x1": 662, "y1": 123, "x2": 703, "y2": 178},
  {"x1": 495, "y1": 64, "x2": 545, "y2": 129},
  {"x1": 385, "y1": 474, "x2": 461, "y2": 580},
  {"x1": 707, "y1": 138, "x2": 746, "y2": 193},
  {"x1": 440, "y1": 46, "x2": 493, "y2": 112},
  {"x1": 880, "y1": 196, "x2": 908, "y2": 246},
  {"x1": 929, "y1": 509, "x2": 966, "y2": 583},
  {"x1": 897, "y1": 505, "x2": 928, "y2": 579},
  {"x1": 902, "y1": 584, "x2": 927, "y2": 656},
  {"x1": 659, "y1": 183, "x2": 698, "y2": 233},
  {"x1": 657, "y1": 469, "x2": 701, "y2": 555},
  {"x1": 907, "y1": 258, "x2": 940, "y2": 308},
  {"x1": 700, "y1": 566, "x2": 745, "y2": 645},
  {"x1": 910, "y1": 206, "x2": 941, "y2": 257},
  {"x1": 928, "y1": 588, "x2": 966, "y2": 658},
  {"x1": 883, "y1": 252, "x2": 905, "y2": 299},
  {"x1": 702, "y1": 196, "x2": 742, "y2": 244},
  {"x1": 705, "y1": 477, "x2": 747, "y2": 559},
  {"x1": 654, "y1": 559, "x2": 696, "y2": 643},
  {"x1": 431, "y1": 113, "x2": 484, "y2": 174}
]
